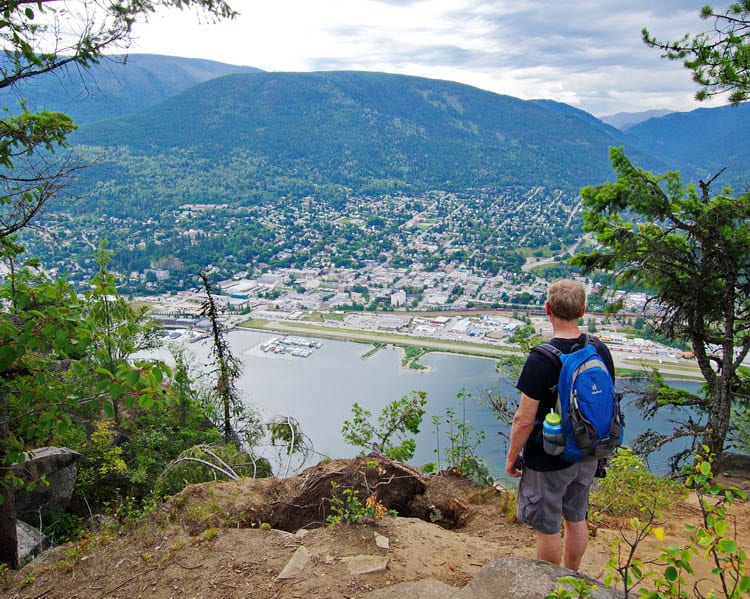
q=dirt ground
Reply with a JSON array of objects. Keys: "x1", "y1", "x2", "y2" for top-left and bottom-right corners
[{"x1": 3, "y1": 458, "x2": 749, "y2": 599}]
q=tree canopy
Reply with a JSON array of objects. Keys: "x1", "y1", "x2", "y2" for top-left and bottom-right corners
[
  {"x1": 0, "y1": 0, "x2": 237, "y2": 570},
  {"x1": 572, "y1": 147, "x2": 750, "y2": 461},
  {"x1": 643, "y1": 1, "x2": 750, "y2": 104},
  {"x1": 0, "y1": 0, "x2": 237, "y2": 239}
]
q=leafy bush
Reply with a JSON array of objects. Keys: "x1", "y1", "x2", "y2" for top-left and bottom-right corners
[
  {"x1": 589, "y1": 448, "x2": 686, "y2": 519},
  {"x1": 53, "y1": 390, "x2": 230, "y2": 509},
  {"x1": 325, "y1": 483, "x2": 395, "y2": 527},
  {"x1": 553, "y1": 450, "x2": 749, "y2": 598},
  {"x1": 341, "y1": 391, "x2": 427, "y2": 461},
  {"x1": 54, "y1": 420, "x2": 130, "y2": 508},
  {"x1": 117, "y1": 399, "x2": 223, "y2": 494},
  {"x1": 431, "y1": 391, "x2": 494, "y2": 486},
  {"x1": 38, "y1": 510, "x2": 83, "y2": 545}
]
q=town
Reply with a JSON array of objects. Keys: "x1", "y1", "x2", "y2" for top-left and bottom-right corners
[
  {"x1": 17, "y1": 187, "x2": 706, "y2": 378},
  {"x1": 140, "y1": 261, "x2": 702, "y2": 380}
]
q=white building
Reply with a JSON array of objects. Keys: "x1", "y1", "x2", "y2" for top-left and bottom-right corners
[{"x1": 391, "y1": 290, "x2": 407, "y2": 307}]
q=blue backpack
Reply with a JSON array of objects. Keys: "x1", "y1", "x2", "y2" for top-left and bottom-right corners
[{"x1": 533, "y1": 335, "x2": 624, "y2": 463}]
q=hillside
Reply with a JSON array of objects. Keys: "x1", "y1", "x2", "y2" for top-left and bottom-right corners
[
  {"x1": 0, "y1": 54, "x2": 260, "y2": 124},
  {"x1": 5, "y1": 456, "x2": 749, "y2": 599},
  {"x1": 627, "y1": 103, "x2": 750, "y2": 191},
  {"x1": 6, "y1": 58, "x2": 748, "y2": 289},
  {"x1": 69, "y1": 70, "x2": 658, "y2": 197}
]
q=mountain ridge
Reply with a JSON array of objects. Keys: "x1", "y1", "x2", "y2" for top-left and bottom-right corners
[
  {"x1": 0, "y1": 54, "x2": 261, "y2": 124},
  {"x1": 599, "y1": 109, "x2": 674, "y2": 130},
  {"x1": 626, "y1": 103, "x2": 750, "y2": 189},
  {"x1": 70, "y1": 69, "x2": 663, "y2": 196}
]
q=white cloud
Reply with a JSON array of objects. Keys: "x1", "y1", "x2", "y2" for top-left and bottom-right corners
[{"x1": 124, "y1": 0, "x2": 731, "y2": 116}]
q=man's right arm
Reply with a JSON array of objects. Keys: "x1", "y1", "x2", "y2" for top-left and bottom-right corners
[{"x1": 505, "y1": 393, "x2": 538, "y2": 477}]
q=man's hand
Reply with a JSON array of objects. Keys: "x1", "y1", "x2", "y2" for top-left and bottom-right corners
[{"x1": 505, "y1": 455, "x2": 523, "y2": 478}]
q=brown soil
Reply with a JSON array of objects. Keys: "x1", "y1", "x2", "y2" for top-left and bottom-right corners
[{"x1": 3, "y1": 456, "x2": 749, "y2": 599}]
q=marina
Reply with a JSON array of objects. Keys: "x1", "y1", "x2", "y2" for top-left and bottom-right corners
[{"x1": 260, "y1": 335, "x2": 323, "y2": 358}]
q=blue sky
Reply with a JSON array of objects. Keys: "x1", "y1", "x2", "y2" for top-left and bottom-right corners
[{"x1": 127, "y1": 0, "x2": 730, "y2": 117}]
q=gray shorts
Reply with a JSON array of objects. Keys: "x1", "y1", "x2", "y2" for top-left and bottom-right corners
[{"x1": 516, "y1": 461, "x2": 597, "y2": 535}]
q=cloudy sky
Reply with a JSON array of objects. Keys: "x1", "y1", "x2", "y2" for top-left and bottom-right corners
[{"x1": 126, "y1": 0, "x2": 729, "y2": 117}]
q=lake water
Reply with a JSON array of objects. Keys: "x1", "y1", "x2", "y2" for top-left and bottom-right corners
[{"x1": 157, "y1": 329, "x2": 699, "y2": 481}]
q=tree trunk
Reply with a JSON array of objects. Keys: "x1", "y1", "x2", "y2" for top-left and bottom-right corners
[
  {"x1": 0, "y1": 476, "x2": 18, "y2": 569},
  {"x1": 0, "y1": 400, "x2": 19, "y2": 569},
  {"x1": 704, "y1": 377, "x2": 733, "y2": 460}
]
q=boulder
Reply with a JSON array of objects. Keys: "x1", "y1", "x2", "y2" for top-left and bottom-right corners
[
  {"x1": 454, "y1": 557, "x2": 622, "y2": 599},
  {"x1": 364, "y1": 558, "x2": 624, "y2": 598},
  {"x1": 712, "y1": 452, "x2": 750, "y2": 491},
  {"x1": 14, "y1": 447, "x2": 81, "y2": 521},
  {"x1": 16, "y1": 520, "x2": 51, "y2": 566}
]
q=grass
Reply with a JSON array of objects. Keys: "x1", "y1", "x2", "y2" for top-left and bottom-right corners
[
  {"x1": 258, "y1": 320, "x2": 513, "y2": 352},
  {"x1": 361, "y1": 343, "x2": 385, "y2": 359},
  {"x1": 399, "y1": 345, "x2": 429, "y2": 369},
  {"x1": 624, "y1": 358, "x2": 699, "y2": 372}
]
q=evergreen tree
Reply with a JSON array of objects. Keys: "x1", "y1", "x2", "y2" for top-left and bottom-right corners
[
  {"x1": 573, "y1": 147, "x2": 749, "y2": 461},
  {"x1": 643, "y1": 1, "x2": 750, "y2": 104}
]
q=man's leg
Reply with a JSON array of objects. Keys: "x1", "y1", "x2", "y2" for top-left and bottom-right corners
[
  {"x1": 560, "y1": 461, "x2": 597, "y2": 571},
  {"x1": 562, "y1": 519, "x2": 588, "y2": 571},
  {"x1": 536, "y1": 531, "x2": 562, "y2": 565},
  {"x1": 518, "y1": 466, "x2": 577, "y2": 566}
]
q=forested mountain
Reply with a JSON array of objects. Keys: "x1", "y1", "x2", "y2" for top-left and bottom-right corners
[
  {"x1": 599, "y1": 109, "x2": 674, "y2": 131},
  {"x1": 530, "y1": 99, "x2": 631, "y2": 142},
  {"x1": 0, "y1": 54, "x2": 260, "y2": 124},
  {"x1": 68, "y1": 70, "x2": 662, "y2": 205},
  {"x1": 626, "y1": 104, "x2": 750, "y2": 191},
  {"x1": 7, "y1": 58, "x2": 748, "y2": 290}
]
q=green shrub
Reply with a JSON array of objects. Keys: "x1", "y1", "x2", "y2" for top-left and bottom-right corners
[
  {"x1": 589, "y1": 448, "x2": 686, "y2": 519},
  {"x1": 341, "y1": 391, "x2": 427, "y2": 461},
  {"x1": 155, "y1": 443, "x2": 271, "y2": 497},
  {"x1": 39, "y1": 510, "x2": 83, "y2": 545},
  {"x1": 554, "y1": 450, "x2": 749, "y2": 598},
  {"x1": 325, "y1": 483, "x2": 395, "y2": 527},
  {"x1": 57, "y1": 420, "x2": 130, "y2": 508}
]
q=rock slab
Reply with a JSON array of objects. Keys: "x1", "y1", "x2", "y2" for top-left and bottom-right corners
[
  {"x1": 455, "y1": 557, "x2": 622, "y2": 599},
  {"x1": 14, "y1": 447, "x2": 81, "y2": 520},
  {"x1": 364, "y1": 557, "x2": 624, "y2": 599},
  {"x1": 276, "y1": 545, "x2": 311, "y2": 580},
  {"x1": 342, "y1": 555, "x2": 390, "y2": 575},
  {"x1": 16, "y1": 520, "x2": 50, "y2": 566},
  {"x1": 365, "y1": 578, "x2": 458, "y2": 598}
]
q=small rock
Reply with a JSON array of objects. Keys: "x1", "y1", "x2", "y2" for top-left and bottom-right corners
[
  {"x1": 276, "y1": 546, "x2": 311, "y2": 580},
  {"x1": 342, "y1": 555, "x2": 390, "y2": 575},
  {"x1": 375, "y1": 534, "x2": 390, "y2": 550}
]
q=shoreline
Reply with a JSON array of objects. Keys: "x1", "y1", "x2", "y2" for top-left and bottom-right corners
[{"x1": 234, "y1": 319, "x2": 704, "y2": 383}]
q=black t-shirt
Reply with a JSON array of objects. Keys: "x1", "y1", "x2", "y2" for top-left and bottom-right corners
[{"x1": 515, "y1": 333, "x2": 615, "y2": 472}]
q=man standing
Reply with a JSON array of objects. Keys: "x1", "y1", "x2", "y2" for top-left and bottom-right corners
[{"x1": 504, "y1": 279, "x2": 614, "y2": 571}]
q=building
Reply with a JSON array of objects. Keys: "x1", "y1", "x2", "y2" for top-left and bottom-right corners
[{"x1": 391, "y1": 290, "x2": 407, "y2": 307}]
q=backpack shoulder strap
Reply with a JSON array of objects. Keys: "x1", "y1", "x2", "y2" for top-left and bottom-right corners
[
  {"x1": 585, "y1": 335, "x2": 616, "y2": 380},
  {"x1": 531, "y1": 343, "x2": 562, "y2": 365}
]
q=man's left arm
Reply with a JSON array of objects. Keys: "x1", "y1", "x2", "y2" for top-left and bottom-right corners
[{"x1": 505, "y1": 393, "x2": 539, "y2": 477}]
